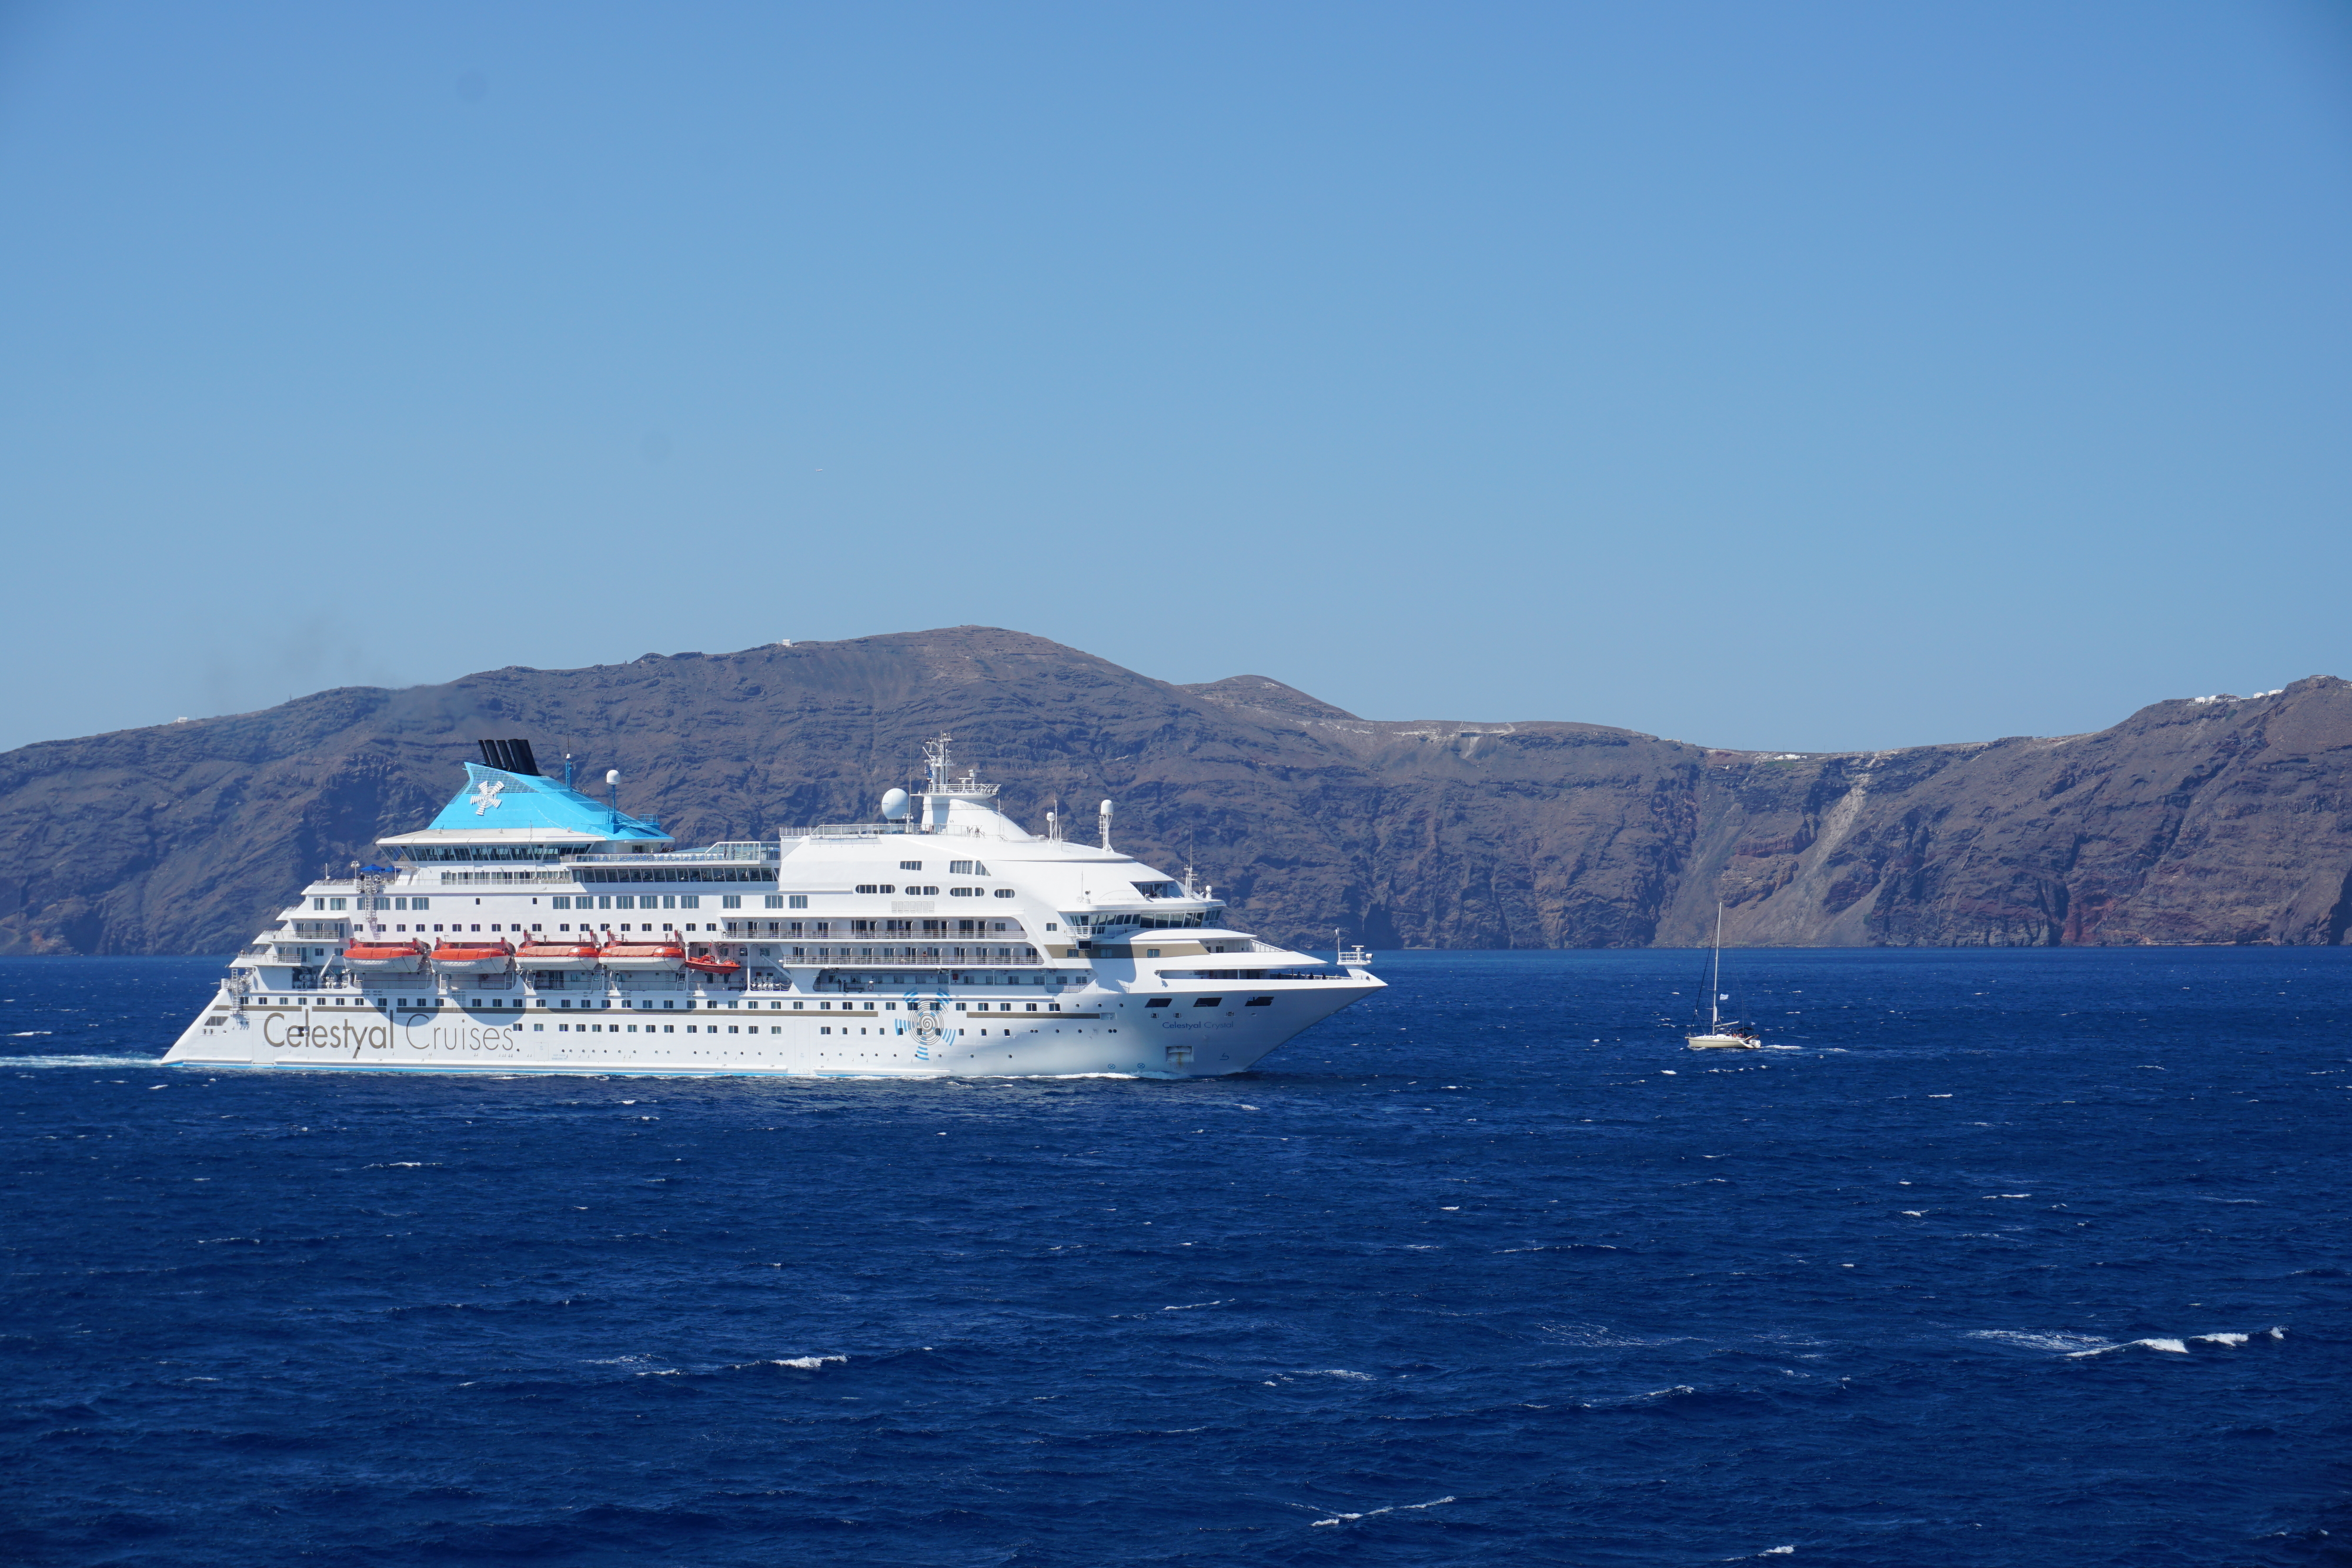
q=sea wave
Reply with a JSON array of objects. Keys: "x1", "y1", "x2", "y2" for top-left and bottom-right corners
[{"x1": 1309, "y1": 1495, "x2": 1455, "y2": 1527}]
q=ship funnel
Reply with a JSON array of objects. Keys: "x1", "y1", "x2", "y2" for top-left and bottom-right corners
[{"x1": 473, "y1": 737, "x2": 543, "y2": 775}]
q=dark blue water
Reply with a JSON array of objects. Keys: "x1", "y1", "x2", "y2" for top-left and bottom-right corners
[{"x1": 2, "y1": 950, "x2": 2346, "y2": 1566}]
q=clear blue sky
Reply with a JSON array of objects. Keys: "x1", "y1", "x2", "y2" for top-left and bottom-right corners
[{"x1": 4, "y1": 1, "x2": 2347, "y2": 755}]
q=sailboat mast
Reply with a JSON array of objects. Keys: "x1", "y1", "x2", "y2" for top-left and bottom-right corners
[{"x1": 1709, "y1": 902, "x2": 1724, "y2": 1032}]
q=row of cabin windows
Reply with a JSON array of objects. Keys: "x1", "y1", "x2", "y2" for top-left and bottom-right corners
[
  {"x1": 365, "y1": 921, "x2": 1025, "y2": 940},
  {"x1": 390, "y1": 997, "x2": 1063, "y2": 1014},
  {"x1": 380, "y1": 922, "x2": 736, "y2": 934},
  {"x1": 750, "y1": 919, "x2": 1018, "y2": 935},
  {"x1": 850, "y1": 885, "x2": 1014, "y2": 900},
  {"x1": 780, "y1": 945, "x2": 1039, "y2": 961},
  {"x1": 573, "y1": 867, "x2": 763, "y2": 883},
  {"x1": 328, "y1": 890, "x2": 1016, "y2": 915},
  {"x1": 1144, "y1": 996, "x2": 1276, "y2": 1008},
  {"x1": 323, "y1": 883, "x2": 1027, "y2": 916},
  {"x1": 544, "y1": 1021, "x2": 1018, "y2": 1036},
  {"x1": 248, "y1": 991, "x2": 1076, "y2": 1012}
]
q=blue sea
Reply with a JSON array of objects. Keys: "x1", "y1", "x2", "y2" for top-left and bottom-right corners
[{"x1": 2, "y1": 948, "x2": 2345, "y2": 1566}]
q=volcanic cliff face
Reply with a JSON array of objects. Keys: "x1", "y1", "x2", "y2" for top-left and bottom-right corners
[{"x1": 2, "y1": 628, "x2": 2347, "y2": 954}]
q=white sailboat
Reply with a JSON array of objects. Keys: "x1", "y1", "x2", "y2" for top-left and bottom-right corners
[{"x1": 1686, "y1": 902, "x2": 1761, "y2": 1050}]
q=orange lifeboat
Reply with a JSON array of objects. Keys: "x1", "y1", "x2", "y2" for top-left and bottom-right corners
[
  {"x1": 344, "y1": 939, "x2": 426, "y2": 973},
  {"x1": 600, "y1": 938, "x2": 686, "y2": 973},
  {"x1": 514, "y1": 940, "x2": 603, "y2": 972},
  {"x1": 683, "y1": 955, "x2": 743, "y2": 977},
  {"x1": 429, "y1": 939, "x2": 514, "y2": 975}
]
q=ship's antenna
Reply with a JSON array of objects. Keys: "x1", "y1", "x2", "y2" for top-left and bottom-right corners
[{"x1": 562, "y1": 735, "x2": 574, "y2": 790}]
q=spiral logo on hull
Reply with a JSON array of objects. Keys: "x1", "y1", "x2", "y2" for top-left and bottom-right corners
[{"x1": 903, "y1": 985, "x2": 948, "y2": 1062}]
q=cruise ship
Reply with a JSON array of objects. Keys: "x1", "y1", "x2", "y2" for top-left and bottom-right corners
[{"x1": 161, "y1": 737, "x2": 1382, "y2": 1078}]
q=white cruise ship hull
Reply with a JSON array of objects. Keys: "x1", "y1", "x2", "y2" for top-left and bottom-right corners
[{"x1": 161, "y1": 977, "x2": 1379, "y2": 1079}]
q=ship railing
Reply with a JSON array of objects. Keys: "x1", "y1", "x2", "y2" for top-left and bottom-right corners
[
  {"x1": 1064, "y1": 910, "x2": 1224, "y2": 932},
  {"x1": 1160, "y1": 967, "x2": 1363, "y2": 981},
  {"x1": 754, "y1": 950, "x2": 1044, "y2": 965},
  {"x1": 436, "y1": 870, "x2": 578, "y2": 885},
  {"x1": 567, "y1": 842, "x2": 779, "y2": 864},
  {"x1": 809, "y1": 971, "x2": 1073, "y2": 992},
  {"x1": 781, "y1": 823, "x2": 995, "y2": 839}
]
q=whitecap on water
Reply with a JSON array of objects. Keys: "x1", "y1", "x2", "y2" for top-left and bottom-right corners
[
  {"x1": 1542, "y1": 1323, "x2": 1685, "y2": 1347},
  {"x1": 1971, "y1": 1329, "x2": 2249, "y2": 1358},
  {"x1": 1964, "y1": 1330, "x2": 2117, "y2": 1355},
  {"x1": 2063, "y1": 1337, "x2": 2189, "y2": 1357},
  {"x1": 1308, "y1": 1495, "x2": 1454, "y2": 1527},
  {"x1": 0, "y1": 1054, "x2": 165, "y2": 1068},
  {"x1": 2062, "y1": 1329, "x2": 2283, "y2": 1357}
]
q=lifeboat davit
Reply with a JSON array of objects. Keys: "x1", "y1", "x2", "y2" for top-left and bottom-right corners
[
  {"x1": 343, "y1": 939, "x2": 426, "y2": 973},
  {"x1": 514, "y1": 941, "x2": 602, "y2": 972},
  {"x1": 683, "y1": 955, "x2": 743, "y2": 977},
  {"x1": 600, "y1": 940, "x2": 685, "y2": 973},
  {"x1": 429, "y1": 940, "x2": 514, "y2": 975}
]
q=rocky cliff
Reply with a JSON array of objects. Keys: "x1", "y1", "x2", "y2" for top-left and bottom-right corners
[{"x1": 4, "y1": 628, "x2": 2347, "y2": 954}]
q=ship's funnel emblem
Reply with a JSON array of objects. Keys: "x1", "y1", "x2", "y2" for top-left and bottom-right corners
[{"x1": 470, "y1": 779, "x2": 507, "y2": 815}]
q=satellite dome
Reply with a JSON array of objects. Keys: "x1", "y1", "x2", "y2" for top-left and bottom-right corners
[
  {"x1": 880, "y1": 787, "x2": 911, "y2": 820},
  {"x1": 605, "y1": 770, "x2": 622, "y2": 787}
]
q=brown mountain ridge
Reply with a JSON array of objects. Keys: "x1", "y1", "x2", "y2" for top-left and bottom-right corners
[{"x1": 4, "y1": 626, "x2": 2350, "y2": 955}]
